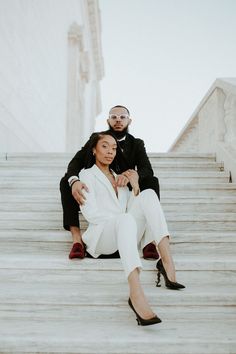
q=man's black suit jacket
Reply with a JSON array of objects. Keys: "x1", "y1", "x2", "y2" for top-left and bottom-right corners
[{"x1": 64, "y1": 132, "x2": 154, "y2": 183}]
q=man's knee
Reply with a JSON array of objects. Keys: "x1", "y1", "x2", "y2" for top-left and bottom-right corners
[
  {"x1": 139, "y1": 176, "x2": 160, "y2": 200},
  {"x1": 60, "y1": 176, "x2": 75, "y2": 203},
  {"x1": 60, "y1": 176, "x2": 69, "y2": 192}
]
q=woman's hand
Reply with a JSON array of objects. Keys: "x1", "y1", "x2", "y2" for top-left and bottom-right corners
[
  {"x1": 122, "y1": 169, "x2": 140, "y2": 195},
  {"x1": 116, "y1": 174, "x2": 130, "y2": 187},
  {"x1": 71, "y1": 180, "x2": 89, "y2": 205}
]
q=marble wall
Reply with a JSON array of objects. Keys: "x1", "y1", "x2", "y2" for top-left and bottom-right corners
[
  {"x1": 169, "y1": 78, "x2": 236, "y2": 181},
  {"x1": 0, "y1": 0, "x2": 104, "y2": 152}
]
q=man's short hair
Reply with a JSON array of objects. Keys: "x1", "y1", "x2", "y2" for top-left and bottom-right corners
[{"x1": 109, "y1": 105, "x2": 130, "y2": 116}]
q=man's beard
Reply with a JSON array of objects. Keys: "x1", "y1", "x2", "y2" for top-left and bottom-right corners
[{"x1": 108, "y1": 123, "x2": 129, "y2": 139}]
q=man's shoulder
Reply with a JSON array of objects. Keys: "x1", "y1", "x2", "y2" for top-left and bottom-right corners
[{"x1": 126, "y1": 133, "x2": 144, "y2": 146}]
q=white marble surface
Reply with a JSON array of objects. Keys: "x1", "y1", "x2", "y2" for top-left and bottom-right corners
[
  {"x1": 0, "y1": 153, "x2": 236, "y2": 353},
  {"x1": 169, "y1": 78, "x2": 236, "y2": 183},
  {"x1": 0, "y1": 1, "x2": 103, "y2": 153},
  {"x1": 0, "y1": 319, "x2": 235, "y2": 354}
]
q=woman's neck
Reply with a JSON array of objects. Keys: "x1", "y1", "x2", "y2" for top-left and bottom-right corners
[{"x1": 96, "y1": 161, "x2": 110, "y2": 174}]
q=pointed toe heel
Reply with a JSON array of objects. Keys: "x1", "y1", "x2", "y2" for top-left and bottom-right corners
[{"x1": 128, "y1": 298, "x2": 162, "y2": 326}]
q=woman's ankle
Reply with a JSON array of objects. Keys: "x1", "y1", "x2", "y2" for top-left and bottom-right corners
[
  {"x1": 162, "y1": 259, "x2": 176, "y2": 282},
  {"x1": 129, "y1": 293, "x2": 155, "y2": 318}
]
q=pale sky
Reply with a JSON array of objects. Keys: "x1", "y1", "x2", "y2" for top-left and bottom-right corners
[{"x1": 95, "y1": 0, "x2": 236, "y2": 152}]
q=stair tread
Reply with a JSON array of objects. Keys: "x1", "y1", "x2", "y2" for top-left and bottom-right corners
[
  {"x1": 0, "y1": 313, "x2": 235, "y2": 354},
  {"x1": 0, "y1": 281, "x2": 235, "y2": 307},
  {"x1": 0, "y1": 211, "x2": 236, "y2": 221},
  {"x1": 2, "y1": 182, "x2": 235, "y2": 188},
  {"x1": 0, "y1": 151, "x2": 235, "y2": 354},
  {"x1": 0, "y1": 255, "x2": 236, "y2": 270},
  {"x1": 0, "y1": 229, "x2": 235, "y2": 242},
  {"x1": 0, "y1": 328, "x2": 235, "y2": 354}
]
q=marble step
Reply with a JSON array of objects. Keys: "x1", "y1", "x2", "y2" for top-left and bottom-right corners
[
  {"x1": 0, "y1": 175, "x2": 231, "y2": 189},
  {"x1": 1, "y1": 183, "x2": 236, "y2": 197},
  {"x1": 0, "y1": 159, "x2": 220, "y2": 167},
  {"x1": 2, "y1": 154, "x2": 218, "y2": 166},
  {"x1": 149, "y1": 152, "x2": 216, "y2": 162},
  {"x1": 1, "y1": 255, "x2": 235, "y2": 271},
  {"x1": 0, "y1": 210, "x2": 236, "y2": 233},
  {"x1": 157, "y1": 174, "x2": 229, "y2": 183},
  {"x1": 0, "y1": 202, "x2": 236, "y2": 213},
  {"x1": 0, "y1": 278, "x2": 235, "y2": 308},
  {"x1": 0, "y1": 268, "x2": 235, "y2": 286},
  {"x1": 0, "y1": 174, "x2": 231, "y2": 186},
  {"x1": 159, "y1": 184, "x2": 236, "y2": 197},
  {"x1": 2, "y1": 267, "x2": 232, "y2": 300},
  {"x1": 0, "y1": 161, "x2": 224, "y2": 172},
  {"x1": 0, "y1": 193, "x2": 235, "y2": 202},
  {"x1": 0, "y1": 210, "x2": 235, "y2": 221},
  {"x1": 0, "y1": 194, "x2": 62, "y2": 203},
  {"x1": 0, "y1": 229, "x2": 235, "y2": 243},
  {"x1": 1, "y1": 191, "x2": 235, "y2": 200},
  {"x1": 1, "y1": 220, "x2": 235, "y2": 231},
  {"x1": 0, "y1": 312, "x2": 235, "y2": 354},
  {"x1": 1, "y1": 177, "x2": 231, "y2": 185},
  {"x1": 0, "y1": 168, "x2": 67, "y2": 176},
  {"x1": 1, "y1": 182, "x2": 234, "y2": 191},
  {"x1": 1, "y1": 194, "x2": 236, "y2": 205},
  {"x1": 0, "y1": 303, "x2": 235, "y2": 322},
  {"x1": 0, "y1": 239, "x2": 235, "y2": 257},
  {"x1": 0, "y1": 170, "x2": 229, "y2": 180},
  {"x1": 157, "y1": 171, "x2": 229, "y2": 177},
  {"x1": 158, "y1": 176, "x2": 229, "y2": 183},
  {"x1": 1, "y1": 158, "x2": 220, "y2": 168},
  {"x1": 163, "y1": 202, "x2": 236, "y2": 212},
  {"x1": 3, "y1": 151, "x2": 216, "y2": 160},
  {"x1": 1, "y1": 200, "x2": 236, "y2": 213},
  {"x1": 1, "y1": 153, "x2": 234, "y2": 354}
]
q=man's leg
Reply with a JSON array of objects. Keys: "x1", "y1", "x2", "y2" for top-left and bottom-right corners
[
  {"x1": 59, "y1": 176, "x2": 84, "y2": 258},
  {"x1": 139, "y1": 175, "x2": 160, "y2": 200}
]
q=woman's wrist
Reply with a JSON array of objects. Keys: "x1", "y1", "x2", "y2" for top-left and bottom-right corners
[{"x1": 132, "y1": 184, "x2": 140, "y2": 196}]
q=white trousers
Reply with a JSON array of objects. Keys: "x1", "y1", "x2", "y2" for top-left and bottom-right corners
[{"x1": 95, "y1": 189, "x2": 170, "y2": 278}]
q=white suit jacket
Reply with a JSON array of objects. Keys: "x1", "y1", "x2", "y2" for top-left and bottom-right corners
[{"x1": 79, "y1": 164, "x2": 133, "y2": 257}]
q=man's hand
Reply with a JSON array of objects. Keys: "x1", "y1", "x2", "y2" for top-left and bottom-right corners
[{"x1": 71, "y1": 180, "x2": 89, "y2": 205}]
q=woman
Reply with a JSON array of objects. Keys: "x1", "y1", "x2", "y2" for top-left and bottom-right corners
[{"x1": 79, "y1": 131, "x2": 185, "y2": 326}]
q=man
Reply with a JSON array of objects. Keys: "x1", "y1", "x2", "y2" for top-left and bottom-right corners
[{"x1": 60, "y1": 105, "x2": 160, "y2": 259}]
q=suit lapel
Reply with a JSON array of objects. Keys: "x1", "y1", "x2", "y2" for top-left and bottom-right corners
[
  {"x1": 91, "y1": 164, "x2": 122, "y2": 207},
  {"x1": 120, "y1": 134, "x2": 133, "y2": 163}
]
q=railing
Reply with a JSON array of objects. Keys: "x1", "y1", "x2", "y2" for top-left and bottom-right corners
[{"x1": 169, "y1": 78, "x2": 236, "y2": 182}]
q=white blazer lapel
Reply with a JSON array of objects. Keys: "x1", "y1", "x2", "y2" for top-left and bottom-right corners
[{"x1": 91, "y1": 164, "x2": 121, "y2": 206}]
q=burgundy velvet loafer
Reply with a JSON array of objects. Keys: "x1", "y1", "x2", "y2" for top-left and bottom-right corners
[
  {"x1": 69, "y1": 242, "x2": 85, "y2": 259},
  {"x1": 143, "y1": 243, "x2": 159, "y2": 260}
]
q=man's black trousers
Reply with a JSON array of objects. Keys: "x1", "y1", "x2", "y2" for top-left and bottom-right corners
[{"x1": 60, "y1": 175, "x2": 160, "y2": 231}]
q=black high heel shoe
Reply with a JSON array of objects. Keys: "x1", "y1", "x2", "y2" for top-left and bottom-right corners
[
  {"x1": 156, "y1": 259, "x2": 185, "y2": 290},
  {"x1": 128, "y1": 298, "x2": 162, "y2": 326}
]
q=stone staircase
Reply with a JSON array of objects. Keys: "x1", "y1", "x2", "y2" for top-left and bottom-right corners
[{"x1": 0, "y1": 152, "x2": 236, "y2": 354}]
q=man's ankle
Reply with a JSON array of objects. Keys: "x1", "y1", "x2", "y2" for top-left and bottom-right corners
[{"x1": 69, "y1": 226, "x2": 82, "y2": 244}]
